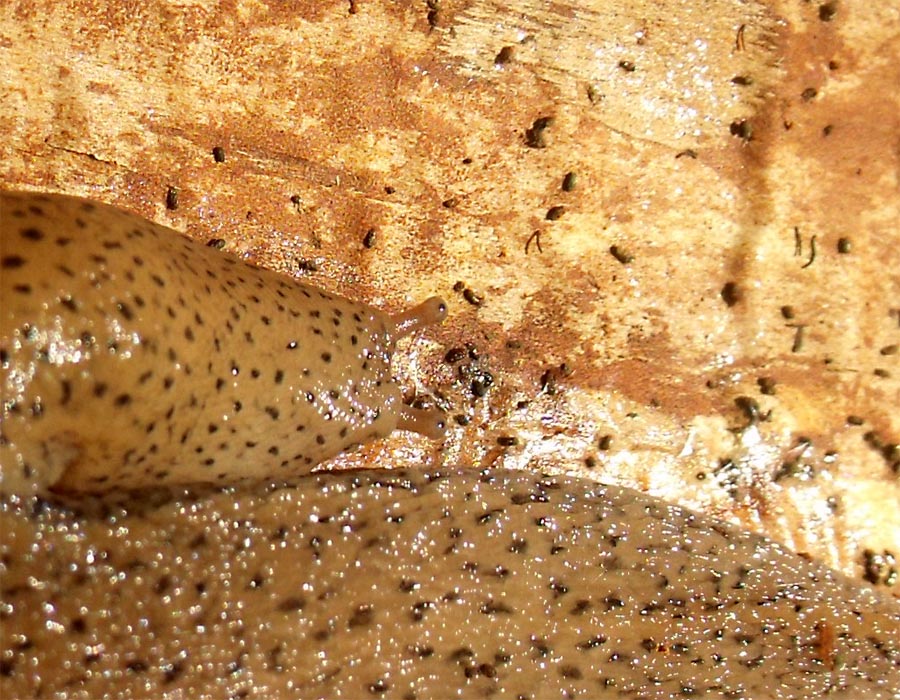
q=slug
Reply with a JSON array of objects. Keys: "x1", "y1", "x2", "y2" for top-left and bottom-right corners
[
  {"x1": 0, "y1": 468, "x2": 898, "y2": 699},
  {"x1": 0, "y1": 189, "x2": 447, "y2": 496}
]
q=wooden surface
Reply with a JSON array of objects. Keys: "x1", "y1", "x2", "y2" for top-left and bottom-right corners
[{"x1": 1, "y1": 0, "x2": 898, "y2": 694}]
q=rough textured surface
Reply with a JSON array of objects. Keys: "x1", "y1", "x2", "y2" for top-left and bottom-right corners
[
  {"x1": 1, "y1": 468, "x2": 898, "y2": 699},
  {"x1": 0, "y1": 190, "x2": 445, "y2": 494}
]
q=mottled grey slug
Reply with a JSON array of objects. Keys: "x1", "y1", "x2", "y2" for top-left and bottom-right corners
[
  {"x1": 0, "y1": 189, "x2": 447, "y2": 495},
  {"x1": 0, "y1": 468, "x2": 898, "y2": 699}
]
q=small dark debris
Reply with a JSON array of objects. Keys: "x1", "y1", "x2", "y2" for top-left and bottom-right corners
[
  {"x1": 734, "y1": 396, "x2": 761, "y2": 424},
  {"x1": 463, "y1": 288, "x2": 484, "y2": 307},
  {"x1": 165, "y1": 186, "x2": 179, "y2": 211},
  {"x1": 296, "y1": 258, "x2": 319, "y2": 273},
  {"x1": 862, "y1": 431, "x2": 899, "y2": 469},
  {"x1": 846, "y1": 415, "x2": 864, "y2": 426},
  {"x1": 713, "y1": 459, "x2": 740, "y2": 498},
  {"x1": 729, "y1": 119, "x2": 753, "y2": 141},
  {"x1": 731, "y1": 75, "x2": 753, "y2": 86},
  {"x1": 207, "y1": 238, "x2": 227, "y2": 249},
  {"x1": 546, "y1": 205, "x2": 565, "y2": 221},
  {"x1": 801, "y1": 87, "x2": 818, "y2": 102},
  {"x1": 497, "y1": 436, "x2": 519, "y2": 447},
  {"x1": 540, "y1": 363, "x2": 572, "y2": 395},
  {"x1": 525, "y1": 116, "x2": 554, "y2": 149},
  {"x1": 471, "y1": 370, "x2": 494, "y2": 398},
  {"x1": 212, "y1": 146, "x2": 226, "y2": 163},
  {"x1": 444, "y1": 347, "x2": 466, "y2": 363},
  {"x1": 781, "y1": 305, "x2": 796, "y2": 320},
  {"x1": 735, "y1": 23, "x2": 746, "y2": 50},
  {"x1": 801, "y1": 234, "x2": 818, "y2": 269},
  {"x1": 363, "y1": 228, "x2": 377, "y2": 249},
  {"x1": 495, "y1": 46, "x2": 515, "y2": 65},
  {"x1": 609, "y1": 245, "x2": 633, "y2": 264},
  {"x1": 818, "y1": 2, "x2": 837, "y2": 21},
  {"x1": 721, "y1": 281, "x2": 742, "y2": 307},
  {"x1": 426, "y1": 0, "x2": 440, "y2": 28},
  {"x1": 880, "y1": 344, "x2": 898, "y2": 356},
  {"x1": 618, "y1": 60, "x2": 636, "y2": 72},
  {"x1": 675, "y1": 149, "x2": 698, "y2": 159},
  {"x1": 837, "y1": 237, "x2": 852, "y2": 254},
  {"x1": 525, "y1": 230, "x2": 543, "y2": 254},
  {"x1": 562, "y1": 171, "x2": 577, "y2": 191},
  {"x1": 863, "y1": 549, "x2": 898, "y2": 587},
  {"x1": 597, "y1": 434, "x2": 613, "y2": 451},
  {"x1": 757, "y1": 377, "x2": 777, "y2": 395}
]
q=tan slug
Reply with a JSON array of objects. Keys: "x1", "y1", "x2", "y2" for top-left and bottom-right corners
[
  {"x1": 1, "y1": 468, "x2": 898, "y2": 699},
  {"x1": 0, "y1": 190, "x2": 447, "y2": 495}
]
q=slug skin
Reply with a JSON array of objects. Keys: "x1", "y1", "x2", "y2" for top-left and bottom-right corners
[
  {"x1": 0, "y1": 190, "x2": 447, "y2": 495},
  {"x1": 1, "y1": 468, "x2": 898, "y2": 699}
]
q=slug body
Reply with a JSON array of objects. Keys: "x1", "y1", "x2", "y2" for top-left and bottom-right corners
[
  {"x1": 0, "y1": 190, "x2": 447, "y2": 495},
  {"x1": 1, "y1": 468, "x2": 898, "y2": 699}
]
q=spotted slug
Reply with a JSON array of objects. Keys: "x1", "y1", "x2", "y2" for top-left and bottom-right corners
[
  {"x1": 1, "y1": 468, "x2": 898, "y2": 699},
  {"x1": 0, "y1": 189, "x2": 447, "y2": 496}
]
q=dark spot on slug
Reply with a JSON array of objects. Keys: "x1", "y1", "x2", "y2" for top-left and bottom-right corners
[{"x1": 1, "y1": 256, "x2": 26, "y2": 269}]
